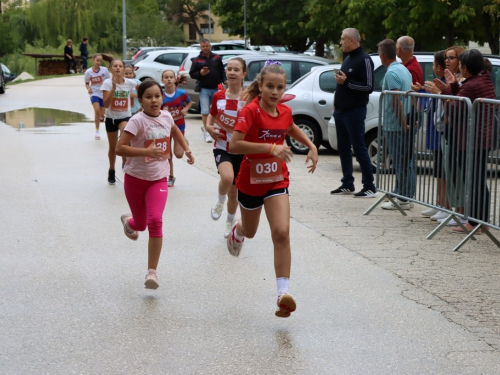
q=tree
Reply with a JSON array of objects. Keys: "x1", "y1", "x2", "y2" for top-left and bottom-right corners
[{"x1": 161, "y1": 0, "x2": 210, "y2": 41}]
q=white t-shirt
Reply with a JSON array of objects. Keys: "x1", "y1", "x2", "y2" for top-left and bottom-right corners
[
  {"x1": 123, "y1": 110, "x2": 175, "y2": 181},
  {"x1": 84, "y1": 67, "x2": 111, "y2": 99},
  {"x1": 101, "y1": 78, "x2": 138, "y2": 119}
]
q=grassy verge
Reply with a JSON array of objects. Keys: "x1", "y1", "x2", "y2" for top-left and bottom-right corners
[{"x1": 6, "y1": 74, "x2": 84, "y2": 86}]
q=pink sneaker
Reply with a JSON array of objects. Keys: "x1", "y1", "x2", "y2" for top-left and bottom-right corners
[
  {"x1": 120, "y1": 214, "x2": 138, "y2": 241},
  {"x1": 275, "y1": 294, "x2": 296, "y2": 318},
  {"x1": 144, "y1": 269, "x2": 159, "y2": 289},
  {"x1": 227, "y1": 221, "x2": 244, "y2": 257}
]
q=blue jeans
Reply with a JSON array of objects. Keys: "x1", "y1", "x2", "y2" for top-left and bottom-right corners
[
  {"x1": 385, "y1": 130, "x2": 417, "y2": 199},
  {"x1": 200, "y1": 88, "x2": 218, "y2": 115},
  {"x1": 82, "y1": 55, "x2": 88, "y2": 70},
  {"x1": 333, "y1": 107, "x2": 375, "y2": 190}
]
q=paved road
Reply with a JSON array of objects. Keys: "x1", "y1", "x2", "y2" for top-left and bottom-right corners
[{"x1": 1, "y1": 77, "x2": 500, "y2": 374}]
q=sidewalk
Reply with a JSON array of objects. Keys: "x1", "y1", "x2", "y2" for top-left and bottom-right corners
[{"x1": 0, "y1": 76, "x2": 499, "y2": 374}]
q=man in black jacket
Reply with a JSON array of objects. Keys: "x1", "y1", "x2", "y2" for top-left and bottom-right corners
[
  {"x1": 79, "y1": 37, "x2": 89, "y2": 71},
  {"x1": 189, "y1": 39, "x2": 225, "y2": 142},
  {"x1": 331, "y1": 28, "x2": 376, "y2": 198}
]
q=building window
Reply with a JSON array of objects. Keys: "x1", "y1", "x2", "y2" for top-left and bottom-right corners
[{"x1": 200, "y1": 23, "x2": 214, "y2": 34}]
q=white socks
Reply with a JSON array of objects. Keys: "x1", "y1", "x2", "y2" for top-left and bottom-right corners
[
  {"x1": 226, "y1": 213, "x2": 235, "y2": 223},
  {"x1": 277, "y1": 277, "x2": 290, "y2": 296},
  {"x1": 218, "y1": 193, "x2": 226, "y2": 203}
]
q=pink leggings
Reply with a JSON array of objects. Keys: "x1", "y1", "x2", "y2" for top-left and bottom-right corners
[{"x1": 124, "y1": 174, "x2": 168, "y2": 237}]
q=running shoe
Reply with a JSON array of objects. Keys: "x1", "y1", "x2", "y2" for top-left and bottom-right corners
[
  {"x1": 108, "y1": 169, "x2": 116, "y2": 185},
  {"x1": 227, "y1": 221, "x2": 244, "y2": 257},
  {"x1": 211, "y1": 197, "x2": 224, "y2": 221},
  {"x1": 353, "y1": 188, "x2": 377, "y2": 198},
  {"x1": 95, "y1": 132, "x2": 100, "y2": 140},
  {"x1": 145, "y1": 269, "x2": 159, "y2": 289},
  {"x1": 275, "y1": 294, "x2": 296, "y2": 318},
  {"x1": 168, "y1": 176, "x2": 176, "y2": 187},
  {"x1": 224, "y1": 220, "x2": 232, "y2": 238},
  {"x1": 330, "y1": 186, "x2": 355, "y2": 195},
  {"x1": 120, "y1": 214, "x2": 138, "y2": 241}
]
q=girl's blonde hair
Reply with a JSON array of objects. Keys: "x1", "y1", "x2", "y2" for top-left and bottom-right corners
[
  {"x1": 162, "y1": 69, "x2": 188, "y2": 86},
  {"x1": 92, "y1": 53, "x2": 103, "y2": 60},
  {"x1": 245, "y1": 64, "x2": 286, "y2": 104}
]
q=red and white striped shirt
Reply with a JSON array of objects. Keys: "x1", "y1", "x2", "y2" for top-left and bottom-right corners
[{"x1": 210, "y1": 89, "x2": 246, "y2": 152}]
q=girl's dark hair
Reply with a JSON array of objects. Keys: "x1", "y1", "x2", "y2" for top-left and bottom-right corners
[
  {"x1": 483, "y1": 58, "x2": 492, "y2": 73},
  {"x1": 162, "y1": 70, "x2": 188, "y2": 86},
  {"x1": 137, "y1": 79, "x2": 162, "y2": 99},
  {"x1": 458, "y1": 49, "x2": 483, "y2": 76},
  {"x1": 245, "y1": 64, "x2": 286, "y2": 104},
  {"x1": 227, "y1": 57, "x2": 247, "y2": 73},
  {"x1": 434, "y1": 50, "x2": 446, "y2": 71}
]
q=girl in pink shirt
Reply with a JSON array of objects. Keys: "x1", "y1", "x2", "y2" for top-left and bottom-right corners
[{"x1": 116, "y1": 80, "x2": 194, "y2": 289}]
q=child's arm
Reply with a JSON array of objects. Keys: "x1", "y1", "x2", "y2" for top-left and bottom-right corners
[
  {"x1": 171, "y1": 126, "x2": 194, "y2": 164},
  {"x1": 116, "y1": 131, "x2": 164, "y2": 159},
  {"x1": 205, "y1": 113, "x2": 222, "y2": 140},
  {"x1": 181, "y1": 101, "x2": 193, "y2": 115},
  {"x1": 287, "y1": 123, "x2": 318, "y2": 173},
  {"x1": 85, "y1": 83, "x2": 91, "y2": 95},
  {"x1": 229, "y1": 131, "x2": 293, "y2": 162}
]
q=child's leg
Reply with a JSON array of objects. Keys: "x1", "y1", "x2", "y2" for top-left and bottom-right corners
[
  {"x1": 238, "y1": 205, "x2": 261, "y2": 239},
  {"x1": 227, "y1": 184, "x2": 238, "y2": 217},
  {"x1": 218, "y1": 162, "x2": 234, "y2": 197},
  {"x1": 92, "y1": 102, "x2": 101, "y2": 132},
  {"x1": 263, "y1": 194, "x2": 291, "y2": 279},
  {"x1": 107, "y1": 129, "x2": 118, "y2": 170},
  {"x1": 100, "y1": 106, "x2": 105, "y2": 123},
  {"x1": 145, "y1": 178, "x2": 168, "y2": 270},
  {"x1": 123, "y1": 174, "x2": 148, "y2": 232}
]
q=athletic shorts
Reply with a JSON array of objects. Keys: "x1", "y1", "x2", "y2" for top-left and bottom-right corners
[
  {"x1": 237, "y1": 187, "x2": 289, "y2": 210},
  {"x1": 214, "y1": 149, "x2": 244, "y2": 185},
  {"x1": 105, "y1": 117, "x2": 130, "y2": 133},
  {"x1": 90, "y1": 96, "x2": 104, "y2": 107}
]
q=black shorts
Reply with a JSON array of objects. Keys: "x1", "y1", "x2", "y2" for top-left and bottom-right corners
[
  {"x1": 237, "y1": 188, "x2": 289, "y2": 210},
  {"x1": 105, "y1": 117, "x2": 130, "y2": 133},
  {"x1": 432, "y1": 148, "x2": 444, "y2": 178},
  {"x1": 213, "y1": 149, "x2": 244, "y2": 185}
]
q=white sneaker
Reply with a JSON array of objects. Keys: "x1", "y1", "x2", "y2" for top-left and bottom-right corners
[
  {"x1": 144, "y1": 269, "x2": 159, "y2": 289},
  {"x1": 421, "y1": 208, "x2": 438, "y2": 217},
  {"x1": 430, "y1": 211, "x2": 448, "y2": 221},
  {"x1": 227, "y1": 221, "x2": 244, "y2": 257},
  {"x1": 275, "y1": 294, "x2": 296, "y2": 318},
  {"x1": 381, "y1": 199, "x2": 413, "y2": 210},
  {"x1": 95, "y1": 132, "x2": 100, "y2": 140},
  {"x1": 211, "y1": 197, "x2": 224, "y2": 221},
  {"x1": 224, "y1": 220, "x2": 232, "y2": 238},
  {"x1": 201, "y1": 126, "x2": 212, "y2": 142},
  {"x1": 438, "y1": 217, "x2": 467, "y2": 226}
]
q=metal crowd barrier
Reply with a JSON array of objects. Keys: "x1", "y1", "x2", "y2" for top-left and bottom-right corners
[{"x1": 364, "y1": 91, "x2": 500, "y2": 251}]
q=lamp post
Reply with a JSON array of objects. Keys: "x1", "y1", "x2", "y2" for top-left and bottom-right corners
[
  {"x1": 122, "y1": 0, "x2": 127, "y2": 60},
  {"x1": 208, "y1": 3, "x2": 212, "y2": 42},
  {"x1": 244, "y1": 0, "x2": 247, "y2": 48}
]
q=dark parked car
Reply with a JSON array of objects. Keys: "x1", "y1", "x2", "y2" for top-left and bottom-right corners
[{"x1": 1, "y1": 63, "x2": 16, "y2": 83}]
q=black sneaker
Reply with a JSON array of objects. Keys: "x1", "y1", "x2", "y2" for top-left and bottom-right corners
[
  {"x1": 353, "y1": 188, "x2": 377, "y2": 198},
  {"x1": 108, "y1": 169, "x2": 116, "y2": 185},
  {"x1": 330, "y1": 186, "x2": 355, "y2": 195}
]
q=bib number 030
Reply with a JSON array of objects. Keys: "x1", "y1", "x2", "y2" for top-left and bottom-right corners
[
  {"x1": 255, "y1": 161, "x2": 278, "y2": 174},
  {"x1": 249, "y1": 157, "x2": 283, "y2": 184}
]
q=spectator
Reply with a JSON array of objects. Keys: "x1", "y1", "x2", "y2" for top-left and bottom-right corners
[
  {"x1": 79, "y1": 37, "x2": 89, "y2": 71},
  {"x1": 64, "y1": 39, "x2": 77, "y2": 74},
  {"x1": 443, "y1": 49, "x2": 496, "y2": 234},
  {"x1": 396, "y1": 36, "x2": 423, "y2": 86},
  {"x1": 330, "y1": 28, "x2": 376, "y2": 198},
  {"x1": 189, "y1": 39, "x2": 226, "y2": 143},
  {"x1": 377, "y1": 39, "x2": 414, "y2": 210}
]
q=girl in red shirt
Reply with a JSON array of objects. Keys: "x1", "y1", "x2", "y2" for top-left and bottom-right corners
[
  {"x1": 205, "y1": 58, "x2": 247, "y2": 238},
  {"x1": 228, "y1": 61, "x2": 318, "y2": 318}
]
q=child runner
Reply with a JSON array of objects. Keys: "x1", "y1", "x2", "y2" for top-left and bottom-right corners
[
  {"x1": 161, "y1": 70, "x2": 192, "y2": 187},
  {"x1": 116, "y1": 80, "x2": 194, "y2": 289},
  {"x1": 84, "y1": 53, "x2": 110, "y2": 140},
  {"x1": 228, "y1": 61, "x2": 318, "y2": 318},
  {"x1": 101, "y1": 59, "x2": 138, "y2": 184},
  {"x1": 205, "y1": 57, "x2": 247, "y2": 238},
  {"x1": 124, "y1": 65, "x2": 142, "y2": 116}
]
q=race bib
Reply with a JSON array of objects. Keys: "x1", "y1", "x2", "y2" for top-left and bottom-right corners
[
  {"x1": 249, "y1": 157, "x2": 284, "y2": 184},
  {"x1": 111, "y1": 98, "x2": 128, "y2": 112},
  {"x1": 90, "y1": 76, "x2": 103, "y2": 85},
  {"x1": 215, "y1": 110, "x2": 237, "y2": 133},
  {"x1": 144, "y1": 137, "x2": 171, "y2": 162},
  {"x1": 167, "y1": 106, "x2": 183, "y2": 121}
]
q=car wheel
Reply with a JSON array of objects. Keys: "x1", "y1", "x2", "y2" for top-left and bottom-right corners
[
  {"x1": 0, "y1": 73, "x2": 5, "y2": 94},
  {"x1": 366, "y1": 129, "x2": 392, "y2": 172},
  {"x1": 286, "y1": 118, "x2": 321, "y2": 155}
]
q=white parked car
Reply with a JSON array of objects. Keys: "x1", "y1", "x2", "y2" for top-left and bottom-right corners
[{"x1": 133, "y1": 49, "x2": 191, "y2": 83}]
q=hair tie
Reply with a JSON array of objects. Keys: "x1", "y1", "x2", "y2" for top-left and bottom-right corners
[{"x1": 264, "y1": 59, "x2": 282, "y2": 67}]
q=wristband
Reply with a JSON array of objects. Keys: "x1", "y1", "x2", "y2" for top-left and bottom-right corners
[{"x1": 270, "y1": 143, "x2": 276, "y2": 155}]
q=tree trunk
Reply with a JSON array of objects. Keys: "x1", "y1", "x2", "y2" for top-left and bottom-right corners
[{"x1": 483, "y1": 13, "x2": 499, "y2": 55}]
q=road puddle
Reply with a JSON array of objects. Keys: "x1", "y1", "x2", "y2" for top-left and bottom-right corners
[{"x1": 0, "y1": 107, "x2": 91, "y2": 129}]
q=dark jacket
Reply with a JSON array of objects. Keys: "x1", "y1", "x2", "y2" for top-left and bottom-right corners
[
  {"x1": 333, "y1": 46, "x2": 374, "y2": 112},
  {"x1": 446, "y1": 71, "x2": 497, "y2": 150},
  {"x1": 79, "y1": 42, "x2": 88, "y2": 57},
  {"x1": 64, "y1": 45, "x2": 74, "y2": 61},
  {"x1": 188, "y1": 52, "x2": 225, "y2": 90}
]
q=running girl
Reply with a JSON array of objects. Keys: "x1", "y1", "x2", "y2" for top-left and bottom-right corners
[
  {"x1": 205, "y1": 57, "x2": 247, "y2": 238},
  {"x1": 124, "y1": 65, "x2": 142, "y2": 116},
  {"x1": 228, "y1": 61, "x2": 318, "y2": 318},
  {"x1": 116, "y1": 80, "x2": 194, "y2": 289},
  {"x1": 84, "y1": 54, "x2": 110, "y2": 140},
  {"x1": 101, "y1": 59, "x2": 138, "y2": 184},
  {"x1": 161, "y1": 70, "x2": 192, "y2": 187}
]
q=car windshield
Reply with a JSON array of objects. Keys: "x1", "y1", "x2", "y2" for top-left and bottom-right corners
[{"x1": 2, "y1": 64, "x2": 11, "y2": 74}]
